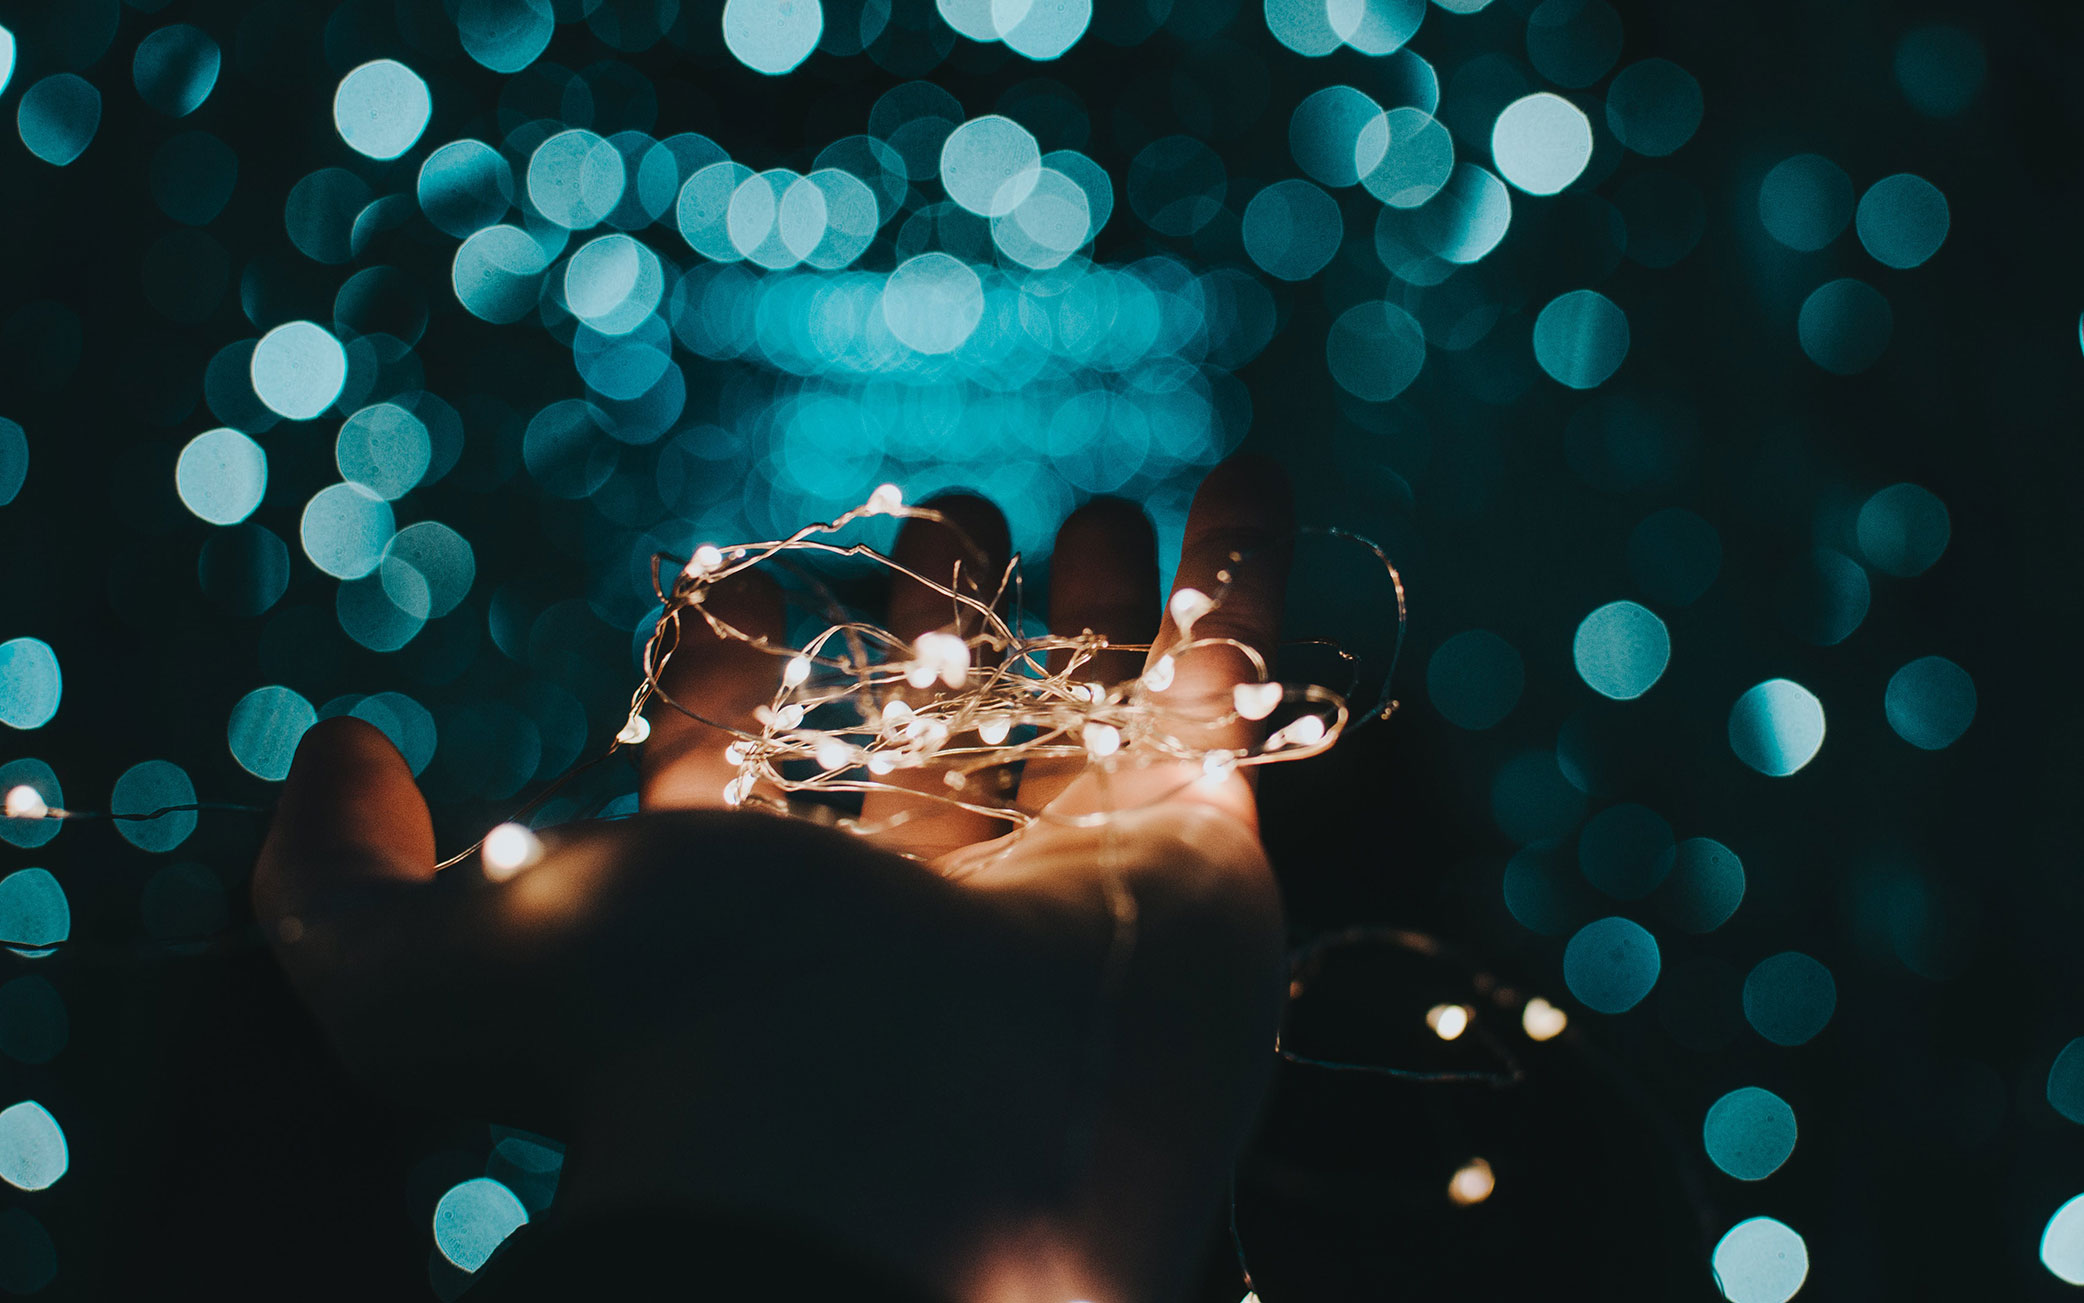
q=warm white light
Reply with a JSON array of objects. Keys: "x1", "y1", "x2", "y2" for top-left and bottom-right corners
[
  {"x1": 1084, "y1": 722, "x2": 1121, "y2": 758},
  {"x1": 1287, "y1": 715, "x2": 1326, "y2": 746},
  {"x1": 1142, "y1": 655, "x2": 1176, "y2": 692},
  {"x1": 867, "y1": 483, "x2": 904, "y2": 514},
  {"x1": 911, "y1": 631, "x2": 970, "y2": 689},
  {"x1": 1234, "y1": 682, "x2": 1282, "y2": 720},
  {"x1": 615, "y1": 714, "x2": 650, "y2": 745},
  {"x1": 482, "y1": 822, "x2": 542, "y2": 881},
  {"x1": 1522, "y1": 997, "x2": 1568, "y2": 1041},
  {"x1": 681, "y1": 543, "x2": 724, "y2": 579},
  {"x1": 3, "y1": 786, "x2": 48, "y2": 820},
  {"x1": 815, "y1": 738, "x2": 854, "y2": 771},
  {"x1": 880, "y1": 700, "x2": 915, "y2": 734},
  {"x1": 867, "y1": 752, "x2": 896, "y2": 775},
  {"x1": 774, "y1": 703, "x2": 805, "y2": 730},
  {"x1": 1168, "y1": 586, "x2": 1214, "y2": 631},
  {"x1": 722, "y1": 775, "x2": 752, "y2": 806},
  {"x1": 976, "y1": 714, "x2": 1011, "y2": 745},
  {"x1": 1426, "y1": 1003, "x2": 1471, "y2": 1041},
  {"x1": 782, "y1": 656, "x2": 811, "y2": 688},
  {"x1": 724, "y1": 740, "x2": 751, "y2": 765},
  {"x1": 1200, "y1": 751, "x2": 1237, "y2": 781},
  {"x1": 1447, "y1": 1157, "x2": 1495, "y2": 1206}
]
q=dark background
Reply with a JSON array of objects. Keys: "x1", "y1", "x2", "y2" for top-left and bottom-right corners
[{"x1": 0, "y1": 0, "x2": 2075, "y2": 1296}]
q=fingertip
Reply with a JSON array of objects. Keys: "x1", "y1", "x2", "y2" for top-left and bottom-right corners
[{"x1": 1185, "y1": 455, "x2": 1294, "y2": 542}]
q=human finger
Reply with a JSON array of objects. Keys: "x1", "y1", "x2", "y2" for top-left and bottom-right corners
[
  {"x1": 857, "y1": 494, "x2": 1016, "y2": 857},
  {"x1": 1017, "y1": 497, "x2": 1161, "y2": 812}
]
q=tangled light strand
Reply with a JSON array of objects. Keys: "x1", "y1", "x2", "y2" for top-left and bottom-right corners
[{"x1": 445, "y1": 483, "x2": 1405, "y2": 871}]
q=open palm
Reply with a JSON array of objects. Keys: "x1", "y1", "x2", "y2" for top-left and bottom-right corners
[{"x1": 254, "y1": 458, "x2": 1294, "y2": 1303}]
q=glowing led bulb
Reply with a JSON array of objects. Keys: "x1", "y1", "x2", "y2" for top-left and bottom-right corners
[
  {"x1": 866, "y1": 483, "x2": 904, "y2": 515},
  {"x1": 681, "y1": 543, "x2": 725, "y2": 580},
  {"x1": 1267, "y1": 714, "x2": 1327, "y2": 750},
  {"x1": 976, "y1": 714, "x2": 1011, "y2": 745},
  {"x1": 1447, "y1": 1157, "x2": 1495, "y2": 1206},
  {"x1": 867, "y1": 752, "x2": 896, "y2": 775},
  {"x1": 1084, "y1": 722, "x2": 1122, "y2": 758},
  {"x1": 782, "y1": 656, "x2": 811, "y2": 688},
  {"x1": 482, "y1": 822, "x2": 543, "y2": 881},
  {"x1": 724, "y1": 740, "x2": 751, "y2": 765},
  {"x1": 4, "y1": 786, "x2": 48, "y2": 820},
  {"x1": 774, "y1": 703, "x2": 805, "y2": 730},
  {"x1": 815, "y1": 738, "x2": 854, "y2": 771},
  {"x1": 1234, "y1": 682, "x2": 1282, "y2": 721},
  {"x1": 722, "y1": 775, "x2": 752, "y2": 806},
  {"x1": 1426, "y1": 1003, "x2": 1471, "y2": 1040},
  {"x1": 615, "y1": 715, "x2": 650, "y2": 745},
  {"x1": 910, "y1": 631, "x2": 970, "y2": 690},
  {"x1": 880, "y1": 700, "x2": 915, "y2": 734},
  {"x1": 1521, "y1": 997, "x2": 1568, "y2": 1041},
  {"x1": 1200, "y1": 751, "x2": 1237, "y2": 781},
  {"x1": 1168, "y1": 586, "x2": 1214, "y2": 631},
  {"x1": 1142, "y1": 655, "x2": 1176, "y2": 692}
]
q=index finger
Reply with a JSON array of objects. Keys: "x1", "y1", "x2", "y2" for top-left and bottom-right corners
[{"x1": 1146, "y1": 454, "x2": 1295, "y2": 761}]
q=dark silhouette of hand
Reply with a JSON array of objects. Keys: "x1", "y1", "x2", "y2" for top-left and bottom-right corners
[{"x1": 254, "y1": 457, "x2": 1294, "y2": 1303}]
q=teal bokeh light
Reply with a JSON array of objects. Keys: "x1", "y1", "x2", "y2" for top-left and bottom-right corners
[
  {"x1": 529, "y1": 130, "x2": 627, "y2": 231},
  {"x1": 453, "y1": 225, "x2": 553, "y2": 323},
  {"x1": 1491, "y1": 92, "x2": 1592, "y2": 196},
  {"x1": 1242, "y1": 179, "x2": 1342, "y2": 281},
  {"x1": 1360, "y1": 108, "x2": 1453, "y2": 208},
  {"x1": 18, "y1": 74, "x2": 102, "y2": 167},
  {"x1": 722, "y1": 0, "x2": 824, "y2": 75},
  {"x1": 1290, "y1": 85, "x2": 1382, "y2": 188},
  {"x1": 177, "y1": 428, "x2": 268, "y2": 525},
  {"x1": 228, "y1": 686, "x2": 317, "y2": 782},
  {"x1": 1712, "y1": 1217, "x2": 1808, "y2": 1303},
  {"x1": 1572, "y1": 600, "x2": 1668, "y2": 700},
  {"x1": 1327, "y1": 300, "x2": 1427, "y2": 402},
  {"x1": 1729, "y1": 679, "x2": 1825, "y2": 776},
  {"x1": 251, "y1": 321, "x2": 348, "y2": 420},
  {"x1": 2046, "y1": 1195, "x2": 2084, "y2": 1285},
  {"x1": 1743, "y1": 951, "x2": 1836, "y2": 1046},
  {"x1": 301, "y1": 483, "x2": 396, "y2": 579},
  {"x1": 0, "y1": 1102, "x2": 66, "y2": 1192},
  {"x1": 1855, "y1": 482, "x2": 1949, "y2": 577},
  {"x1": 1703, "y1": 1087, "x2": 1797, "y2": 1181},
  {"x1": 1758, "y1": 154, "x2": 1853, "y2": 252},
  {"x1": 1605, "y1": 57, "x2": 1703, "y2": 157},
  {"x1": 333, "y1": 60, "x2": 431, "y2": 162},
  {"x1": 0, "y1": 762, "x2": 60, "y2": 850},
  {"x1": 419, "y1": 139, "x2": 514, "y2": 238},
  {"x1": 1534, "y1": 289, "x2": 1629, "y2": 388},
  {"x1": 1797, "y1": 278, "x2": 1891, "y2": 375},
  {"x1": 337, "y1": 403, "x2": 433, "y2": 501},
  {"x1": 1884, "y1": 655, "x2": 1975, "y2": 750},
  {"x1": 0, "y1": 871, "x2": 67, "y2": 951},
  {"x1": 433, "y1": 1177, "x2": 529, "y2": 1271},
  {"x1": 1855, "y1": 173, "x2": 1948, "y2": 269},
  {"x1": 0, "y1": 418, "x2": 23, "y2": 506},
  {"x1": 133, "y1": 24, "x2": 220, "y2": 117},
  {"x1": 110, "y1": 760, "x2": 198, "y2": 853},
  {"x1": 458, "y1": 0, "x2": 555, "y2": 74},
  {"x1": 940, "y1": 115, "x2": 1041, "y2": 218},
  {"x1": 0, "y1": 640, "x2": 61, "y2": 731},
  {"x1": 1665, "y1": 838, "x2": 1745, "y2": 933},
  {"x1": 1563, "y1": 916, "x2": 1660, "y2": 1013},
  {"x1": 1895, "y1": 24, "x2": 1984, "y2": 118}
]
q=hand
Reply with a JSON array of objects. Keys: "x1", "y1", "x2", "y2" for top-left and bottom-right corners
[{"x1": 253, "y1": 458, "x2": 1294, "y2": 1303}]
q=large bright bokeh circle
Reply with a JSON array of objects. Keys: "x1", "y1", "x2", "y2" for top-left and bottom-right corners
[
  {"x1": 1711, "y1": 1217, "x2": 1808, "y2": 1303},
  {"x1": 433, "y1": 1177, "x2": 530, "y2": 1271},
  {"x1": 1729, "y1": 679, "x2": 1825, "y2": 776},
  {"x1": 251, "y1": 321, "x2": 347, "y2": 420},
  {"x1": 722, "y1": 0, "x2": 823, "y2": 75},
  {"x1": 1491, "y1": 92, "x2": 1593, "y2": 196},
  {"x1": 177, "y1": 428, "x2": 268, "y2": 524},
  {"x1": 333, "y1": 59, "x2": 431, "y2": 161}
]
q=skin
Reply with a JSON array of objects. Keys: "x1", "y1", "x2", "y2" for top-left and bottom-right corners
[{"x1": 254, "y1": 458, "x2": 1295, "y2": 1303}]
